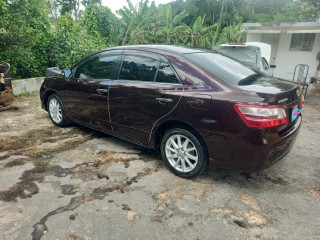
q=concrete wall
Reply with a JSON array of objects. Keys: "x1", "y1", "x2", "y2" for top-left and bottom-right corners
[{"x1": 12, "y1": 77, "x2": 44, "y2": 96}]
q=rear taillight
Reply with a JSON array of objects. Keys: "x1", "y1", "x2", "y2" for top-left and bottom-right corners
[
  {"x1": 299, "y1": 99, "x2": 303, "y2": 109},
  {"x1": 234, "y1": 104, "x2": 287, "y2": 128},
  {"x1": 299, "y1": 95, "x2": 304, "y2": 109}
]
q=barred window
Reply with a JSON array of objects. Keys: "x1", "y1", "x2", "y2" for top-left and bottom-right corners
[{"x1": 289, "y1": 33, "x2": 315, "y2": 51}]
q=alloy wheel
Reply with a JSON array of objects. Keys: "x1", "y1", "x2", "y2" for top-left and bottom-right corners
[
  {"x1": 165, "y1": 134, "x2": 199, "y2": 173},
  {"x1": 49, "y1": 98, "x2": 63, "y2": 124}
]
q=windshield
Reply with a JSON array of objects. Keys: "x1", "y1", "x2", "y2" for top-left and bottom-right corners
[{"x1": 184, "y1": 52, "x2": 265, "y2": 86}]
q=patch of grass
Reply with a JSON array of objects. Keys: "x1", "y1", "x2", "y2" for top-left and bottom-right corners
[{"x1": 18, "y1": 91, "x2": 33, "y2": 97}]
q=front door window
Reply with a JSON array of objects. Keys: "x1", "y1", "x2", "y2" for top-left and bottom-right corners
[{"x1": 75, "y1": 55, "x2": 119, "y2": 80}]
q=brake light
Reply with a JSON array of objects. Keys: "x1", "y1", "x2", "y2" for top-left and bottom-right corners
[
  {"x1": 234, "y1": 104, "x2": 287, "y2": 128},
  {"x1": 299, "y1": 99, "x2": 303, "y2": 109},
  {"x1": 299, "y1": 94, "x2": 304, "y2": 109}
]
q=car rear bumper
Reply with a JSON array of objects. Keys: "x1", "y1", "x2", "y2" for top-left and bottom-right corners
[{"x1": 207, "y1": 115, "x2": 302, "y2": 172}]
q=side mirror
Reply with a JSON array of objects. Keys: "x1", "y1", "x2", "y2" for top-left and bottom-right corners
[
  {"x1": 64, "y1": 68, "x2": 72, "y2": 78},
  {"x1": 261, "y1": 57, "x2": 270, "y2": 70}
]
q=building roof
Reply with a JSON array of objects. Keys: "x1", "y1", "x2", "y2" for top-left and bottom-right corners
[{"x1": 242, "y1": 22, "x2": 320, "y2": 34}]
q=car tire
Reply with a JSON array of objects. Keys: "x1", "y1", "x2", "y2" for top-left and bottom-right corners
[
  {"x1": 47, "y1": 94, "x2": 69, "y2": 127},
  {"x1": 160, "y1": 128, "x2": 208, "y2": 178}
]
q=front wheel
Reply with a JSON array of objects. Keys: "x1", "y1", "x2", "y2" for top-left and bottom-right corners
[
  {"x1": 160, "y1": 128, "x2": 208, "y2": 178},
  {"x1": 47, "y1": 94, "x2": 69, "y2": 127}
]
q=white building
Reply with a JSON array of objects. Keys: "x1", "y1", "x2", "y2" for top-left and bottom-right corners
[{"x1": 242, "y1": 22, "x2": 320, "y2": 82}]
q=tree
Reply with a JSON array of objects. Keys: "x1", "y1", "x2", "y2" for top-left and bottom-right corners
[
  {"x1": 81, "y1": 0, "x2": 101, "y2": 6},
  {"x1": 0, "y1": 0, "x2": 8, "y2": 11},
  {"x1": 117, "y1": 0, "x2": 136, "y2": 45},
  {"x1": 83, "y1": 4, "x2": 123, "y2": 46},
  {"x1": 156, "y1": 5, "x2": 188, "y2": 44},
  {"x1": 127, "y1": 1, "x2": 158, "y2": 44},
  {"x1": 187, "y1": 15, "x2": 210, "y2": 47},
  {"x1": 46, "y1": 14, "x2": 104, "y2": 69},
  {"x1": 2, "y1": 0, "x2": 318, "y2": 79},
  {"x1": 57, "y1": 0, "x2": 81, "y2": 19},
  {"x1": 301, "y1": 0, "x2": 320, "y2": 21},
  {"x1": 0, "y1": 0, "x2": 51, "y2": 77},
  {"x1": 47, "y1": 0, "x2": 59, "y2": 25}
]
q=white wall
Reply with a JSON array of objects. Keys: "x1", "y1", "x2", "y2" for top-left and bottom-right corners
[
  {"x1": 273, "y1": 33, "x2": 320, "y2": 81},
  {"x1": 246, "y1": 32, "x2": 320, "y2": 81},
  {"x1": 246, "y1": 33, "x2": 262, "y2": 42}
]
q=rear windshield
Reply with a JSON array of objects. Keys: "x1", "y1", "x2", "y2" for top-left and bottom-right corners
[{"x1": 184, "y1": 52, "x2": 264, "y2": 86}]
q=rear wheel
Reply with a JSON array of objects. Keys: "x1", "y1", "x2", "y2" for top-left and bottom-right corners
[
  {"x1": 161, "y1": 128, "x2": 208, "y2": 178},
  {"x1": 47, "y1": 94, "x2": 69, "y2": 127}
]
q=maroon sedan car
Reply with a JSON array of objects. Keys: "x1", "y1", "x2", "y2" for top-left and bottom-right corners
[{"x1": 40, "y1": 45, "x2": 302, "y2": 178}]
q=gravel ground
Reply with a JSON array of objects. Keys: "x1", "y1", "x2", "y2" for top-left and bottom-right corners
[{"x1": 0, "y1": 93, "x2": 319, "y2": 240}]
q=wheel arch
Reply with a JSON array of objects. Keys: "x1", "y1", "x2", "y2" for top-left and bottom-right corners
[
  {"x1": 153, "y1": 120, "x2": 208, "y2": 156},
  {"x1": 43, "y1": 89, "x2": 59, "y2": 111}
]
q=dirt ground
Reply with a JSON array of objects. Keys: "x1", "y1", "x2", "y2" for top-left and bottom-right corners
[{"x1": 0, "y1": 93, "x2": 319, "y2": 240}]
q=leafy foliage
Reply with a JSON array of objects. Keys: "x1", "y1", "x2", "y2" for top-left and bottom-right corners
[
  {"x1": 0, "y1": 0, "x2": 51, "y2": 77},
  {"x1": 83, "y1": 4, "x2": 123, "y2": 46},
  {"x1": 46, "y1": 14, "x2": 105, "y2": 69},
  {"x1": 0, "y1": 0, "x2": 318, "y2": 78}
]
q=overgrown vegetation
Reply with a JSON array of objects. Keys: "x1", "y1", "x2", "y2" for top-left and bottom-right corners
[{"x1": 0, "y1": 0, "x2": 319, "y2": 78}]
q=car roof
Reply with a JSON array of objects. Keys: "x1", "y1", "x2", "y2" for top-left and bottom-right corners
[
  {"x1": 107, "y1": 45, "x2": 206, "y2": 56},
  {"x1": 72, "y1": 45, "x2": 217, "y2": 69}
]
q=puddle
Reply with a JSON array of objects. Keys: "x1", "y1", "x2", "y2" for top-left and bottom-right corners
[
  {"x1": 4, "y1": 158, "x2": 27, "y2": 168},
  {"x1": 60, "y1": 184, "x2": 78, "y2": 195},
  {"x1": 239, "y1": 171, "x2": 290, "y2": 186},
  {"x1": 256, "y1": 172, "x2": 289, "y2": 185},
  {"x1": 0, "y1": 182, "x2": 39, "y2": 202}
]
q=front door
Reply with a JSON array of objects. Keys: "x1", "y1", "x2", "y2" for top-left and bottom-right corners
[
  {"x1": 64, "y1": 51, "x2": 121, "y2": 130},
  {"x1": 109, "y1": 54, "x2": 183, "y2": 144}
]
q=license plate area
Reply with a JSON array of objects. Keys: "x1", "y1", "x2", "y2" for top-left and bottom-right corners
[{"x1": 291, "y1": 105, "x2": 301, "y2": 122}]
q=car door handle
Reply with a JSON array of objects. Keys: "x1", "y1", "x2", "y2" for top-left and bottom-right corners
[
  {"x1": 156, "y1": 98, "x2": 173, "y2": 103},
  {"x1": 96, "y1": 88, "x2": 109, "y2": 94}
]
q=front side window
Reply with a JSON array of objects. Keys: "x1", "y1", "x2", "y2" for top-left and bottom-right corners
[
  {"x1": 156, "y1": 63, "x2": 180, "y2": 84},
  {"x1": 75, "y1": 55, "x2": 119, "y2": 79},
  {"x1": 119, "y1": 55, "x2": 159, "y2": 82},
  {"x1": 289, "y1": 33, "x2": 315, "y2": 51}
]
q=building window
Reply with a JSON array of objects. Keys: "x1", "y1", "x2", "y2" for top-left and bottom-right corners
[{"x1": 289, "y1": 33, "x2": 315, "y2": 51}]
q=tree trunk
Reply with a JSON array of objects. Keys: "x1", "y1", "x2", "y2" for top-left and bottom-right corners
[{"x1": 122, "y1": 13, "x2": 135, "y2": 46}]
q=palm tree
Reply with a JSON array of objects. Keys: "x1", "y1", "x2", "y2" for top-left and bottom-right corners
[
  {"x1": 117, "y1": 0, "x2": 137, "y2": 45},
  {"x1": 156, "y1": 5, "x2": 188, "y2": 44},
  {"x1": 187, "y1": 15, "x2": 210, "y2": 47},
  {"x1": 129, "y1": 1, "x2": 158, "y2": 44}
]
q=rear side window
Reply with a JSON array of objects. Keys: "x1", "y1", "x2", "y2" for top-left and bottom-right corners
[
  {"x1": 75, "y1": 55, "x2": 118, "y2": 79},
  {"x1": 185, "y1": 52, "x2": 262, "y2": 86},
  {"x1": 156, "y1": 63, "x2": 180, "y2": 84},
  {"x1": 119, "y1": 55, "x2": 159, "y2": 82}
]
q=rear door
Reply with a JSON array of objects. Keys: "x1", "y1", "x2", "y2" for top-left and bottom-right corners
[
  {"x1": 108, "y1": 51, "x2": 183, "y2": 144},
  {"x1": 64, "y1": 50, "x2": 121, "y2": 130}
]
